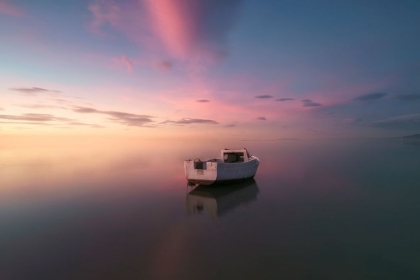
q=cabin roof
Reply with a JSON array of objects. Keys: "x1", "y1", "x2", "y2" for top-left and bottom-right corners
[{"x1": 221, "y1": 148, "x2": 247, "y2": 153}]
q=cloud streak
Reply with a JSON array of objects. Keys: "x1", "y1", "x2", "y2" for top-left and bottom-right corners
[
  {"x1": 49, "y1": 98, "x2": 74, "y2": 105},
  {"x1": 144, "y1": 0, "x2": 244, "y2": 59},
  {"x1": 0, "y1": 116, "x2": 103, "y2": 128},
  {"x1": 353, "y1": 92, "x2": 387, "y2": 102},
  {"x1": 73, "y1": 106, "x2": 153, "y2": 127},
  {"x1": 196, "y1": 99, "x2": 210, "y2": 103},
  {"x1": 10, "y1": 87, "x2": 61, "y2": 96},
  {"x1": 276, "y1": 98, "x2": 294, "y2": 102},
  {"x1": 255, "y1": 95, "x2": 273, "y2": 99},
  {"x1": 163, "y1": 118, "x2": 218, "y2": 125},
  {"x1": 301, "y1": 99, "x2": 322, "y2": 107},
  {"x1": 155, "y1": 60, "x2": 173, "y2": 72},
  {"x1": 0, "y1": 113, "x2": 72, "y2": 122},
  {"x1": 14, "y1": 104, "x2": 67, "y2": 110},
  {"x1": 396, "y1": 94, "x2": 420, "y2": 101},
  {"x1": 89, "y1": 0, "x2": 244, "y2": 62},
  {"x1": 113, "y1": 55, "x2": 134, "y2": 72},
  {"x1": 256, "y1": 117, "x2": 266, "y2": 120},
  {"x1": 372, "y1": 113, "x2": 420, "y2": 130},
  {"x1": 67, "y1": 122, "x2": 105, "y2": 128},
  {"x1": 88, "y1": 0, "x2": 120, "y2": 33},
  {"x1": 0, "y1": 0, "x2": 23, "y2": 16},
  {"x1": 0, "y1": 121, "x2": 51, "y2": 126}
]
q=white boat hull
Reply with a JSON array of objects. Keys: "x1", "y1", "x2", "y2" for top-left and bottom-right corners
[{"x1": 184, "y1": 156, "x2": 260, "y2": 185}]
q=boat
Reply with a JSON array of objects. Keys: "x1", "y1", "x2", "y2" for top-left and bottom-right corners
[
  {"x1": 184, "y1": 148, "x2": 260, "y2": 185},
  {"x1": 186, "y1": 179, "x2": 259, "y2": 218}
]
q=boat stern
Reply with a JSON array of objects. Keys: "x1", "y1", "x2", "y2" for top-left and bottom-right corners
[{"x1": 184, "y1": 159, "x2": 218, "y2": 185}]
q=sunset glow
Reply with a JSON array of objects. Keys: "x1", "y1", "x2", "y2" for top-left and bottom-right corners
[{"x1": 1, "y1": 0, "x2": 419, "y2": 139}]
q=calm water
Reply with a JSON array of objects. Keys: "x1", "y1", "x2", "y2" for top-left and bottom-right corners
[{"x1": 1, "y1": 139, "x2": 420, "y2": 279}]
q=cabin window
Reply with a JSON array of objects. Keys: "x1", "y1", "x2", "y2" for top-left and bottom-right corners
[
  {"x1": 194, "y1": 161, "x2": 205, "y2": 169},
  {"x1": 223, "y1": 152, "x2": 244, "y2": 163}
]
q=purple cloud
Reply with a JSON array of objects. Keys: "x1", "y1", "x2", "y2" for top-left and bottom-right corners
[
  {"x1": 0, "y1": 113, "x2": 103, "y2": 128},
  {"x1": 73, "y1": 106, "x2": 153, "y2": 127},
  {"x1": 0, "y1": 121, "x2": 50, "y2": 126},
  {"x1": 10, "y1": 87, "x2": 61, "y2": 96},
  {"x1": 0, "y1": 113, "x2": 72, "y2": 122},
  {"x1": 49, "y1": 98, "x2": 74, "y2": 105},
  {"x1": 396, "y1": 94, "x2": 420, "y2": 101},
  {"x1": 163, "y1": 118, "x2": 218, "y2": 125},
  {"x1": 114, "y1": 55, "x2": 134, "y2": 72},
  {"x1": 372, "y1": 113, "x2": 420, "y2": 129},
  {"x1": 0, "y1": 1, "x2": 23, "y2": 16},
  {"x1": 89, "y1": 0, "x2": 244, "y2": 62},
  {"x1": 14, "y1": 104, "x2": 67, "y2": 110},
  {"x1": 276, "y1": 98, "x2": 294, "y2": 102},
  {"x1": 155, "y1": 60, "x2": 173, "y2": 72},
  {"x1": 67, "y1": 122, "x2": 104, "y2": 128},
  {"x1": 255, "y1": 95, "x2": 273, "y2": 99},
  {"x1": 301, "y1": 99, "x2": 322, "y2": 107},
  {"x1": 353, "y1": 92, "x2": 387, "y2": 102}
]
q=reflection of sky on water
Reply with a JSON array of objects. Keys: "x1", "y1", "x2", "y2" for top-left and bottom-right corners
[{"x1": 1, "y1": 139, "x2": 420, "y2": 279}]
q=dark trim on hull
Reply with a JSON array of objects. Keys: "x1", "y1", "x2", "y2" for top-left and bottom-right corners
[{"x1": 187, "y1": 176, "x2": 255, "y2": 186}]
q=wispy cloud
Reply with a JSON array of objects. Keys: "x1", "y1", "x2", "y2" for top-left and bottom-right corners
[
  {"x1": 144, "y1": 0, "x2": 244, "y2": 60},
  {"x1": 73, "y1": 106, "x2": 153, "y2": 126},
  {"x1": 276, "y1": 98, "x2": 294, "y2": 102},
  {"x1": 88, "y1": 0, "x2": 120, "y2": 33},
  {"x1": 396, "y1": 94, "x2": 420, "y2": 101},
  {"x1": 301, "y1": 99, "x2": 322, "y2": 107},
  {"x1": 0, "y1": 121, "x2": 51, "y2": 126},
  {"x1": 68, "y1": 122, "x2": 104, "y2": 128},
  {"x1": 255, "y1": 95, "x2": 273, "y2": 99},
  {"x1": 89, "y1": 0, "x2": 244, "y2": 63},
  {"x1": 343, "y1": 118, "x2": 362, "y2": 125},
  {"x1": 0, "y1": 0, "x2": 23, "y2": 16},
  {"x1": 0, "y1": 115, "x2": 103, "y2": 128},
  {"x1": 14, "y1": 104, "x2": 67, "y2": 110},
  {"x1": 10, "y1": 87, "x2": 61, "y2": 96},
  {"x1": 0, "y1": 113, "x2": 72, "y2": 122},
  {"x1": 257, "y1": 117, "x2": 266, "y2": 120},
  {"x1": 196, "y1": 99, "x2": 210, "y2": 103},
  {"x1": 155, "y1": 60, "x2": 173, "y2": 72},
  {"x1": 225, "y1": 124, "x2": 236, "y2": 127},
  {"x1": 163, "y1": 118, "x2": 218, "y2": 125},
  {"x1": 113, "y1": 55, "x2": 134, "y2": 72},
  {"x1": 49, "y1": 98, "x2": 74, "y2": 105},
  {"x1": 353, "y1": 92, "x2": 387, "y2": 103},
  {"x1": 372, "y1": 113, "x2": 420, "y2": 130}
]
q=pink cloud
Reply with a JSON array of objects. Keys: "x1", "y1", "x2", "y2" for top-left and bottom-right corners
[
  {"x1": 144, "y1": 0, "x2": 243, "y2": 61},
  {"x1": 154, "y1": 60, "x2": 173, "y2": 72},
  {"x1": 88, "y1": 0, "x2": 120, "y2": 34},
  {"x1": 0, "y1": 0, "x2": 23, "y2": 16},
  {"x1": 88, "y1": 0, "x2": 243, "y2": 63},
  {"x1": 343, "y1": 118, "x2": 362, "y2": 125},
  {"x1": 144, "y1": 0, "x2": 191, "y2": 58},
  {"x1": 113, "y1": 55, "x2": 134, "y2": 72}
]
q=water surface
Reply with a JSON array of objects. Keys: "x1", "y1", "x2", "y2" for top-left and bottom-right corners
[{"x1": 1, "y1": 139, "x2": 419, "y2": 279}]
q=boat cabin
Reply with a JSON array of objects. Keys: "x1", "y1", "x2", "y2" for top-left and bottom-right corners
[
  {"x1": 221, "y1": 149, "x2": 251, "y2": 163},
  {"x1": 185, "y1": 148, "x2": 259, "y2": 184}
]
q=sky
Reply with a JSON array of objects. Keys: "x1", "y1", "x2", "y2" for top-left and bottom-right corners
[{"x1": 1, "y1": 0, "x2": 420, "y2": 139}]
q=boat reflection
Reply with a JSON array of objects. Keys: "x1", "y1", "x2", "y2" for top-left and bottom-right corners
[{"x1": 186, "y1": 179, "x2": 259, "y2": 218}]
